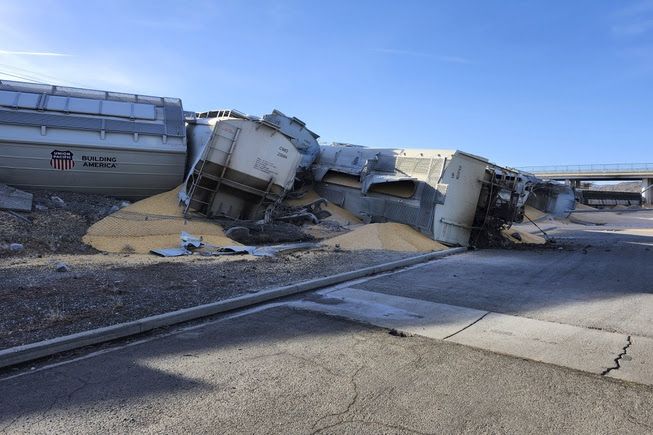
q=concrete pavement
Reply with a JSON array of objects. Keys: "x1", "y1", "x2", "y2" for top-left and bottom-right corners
[
  {"x1": 1, "y1": 216, "x2": 652, "y2": 433},
  {"x1": 288, "y1": 223, "x2": 653, "y2": 385},
  {"x1": 1, "y1": 306, "x2": 653, "y2": 434},
  {"x1": 355, "y1": 239, "x2": 653, "y2": 338},
  {"x1": 292, "y1": 287, "x2": 628, "y2": 375}
]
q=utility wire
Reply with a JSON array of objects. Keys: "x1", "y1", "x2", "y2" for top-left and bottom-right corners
[
  {"x1": 0, "y1": 69, "x2": 44, "y2": 83},
  {"x1": 0, "y1": 63, "x2": 82, "y2": 87}
]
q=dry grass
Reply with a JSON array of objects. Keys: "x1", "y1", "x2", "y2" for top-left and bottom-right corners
[{"x1": 44, "y1": 298, "x2": 67, "y2": 323}]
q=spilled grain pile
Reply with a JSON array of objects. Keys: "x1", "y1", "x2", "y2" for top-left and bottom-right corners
[
  {"x1": 523, "y1": 205, "x2": 548, "y2": 222},
  {"x1": 83, "y1": 188, "x2": 238, "y2": 253},
  {"x1": 568, "y1": 203, "x2": 607, "y2": 225},
  {"x1": 501, "y1": 228, "x2": 546, "y2": 245},
  {"x1": 323, "y1": 223, "x2": 448, "y2": 252},
  {"x1": 569, "y1": 214, "x2": 607, "y2": 225}
]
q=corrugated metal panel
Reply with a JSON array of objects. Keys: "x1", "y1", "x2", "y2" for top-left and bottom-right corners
[
  {"x1": 0, "y1": 91, "x2": 158, "y2": 120},
  {"x1": 383, "y1": 200, "x2": 420, "y2": 225},
  {"x1": 164, "y1": 101, "x2": 185, "y2": 136},
  {"x1": 0, "y1": 109, "x2": 176, "y2": 136},
  {"x1": 316, "y1": 185, "x2": 346, "y2": 207},
  {"x1": 0, "y1": 109, "x2": 101, "y2": 129},
  {"x1": 417, "y1": 184, "x2": 437, "y2": 231},
  {"x1": 427, "y1": 159, "x2": 446, "y2": 184},
  {"x1": 396, "y1": 157, "x2": 431, "y2": 175}
]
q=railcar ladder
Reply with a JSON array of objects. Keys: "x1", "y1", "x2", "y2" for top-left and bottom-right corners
[{"x1": 183, "y1": 126, "x2": 241, "y2": 216}]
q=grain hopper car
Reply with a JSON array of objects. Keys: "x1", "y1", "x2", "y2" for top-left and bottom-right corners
[
  {"x1": 0, "y1": 78, "x2": 548, "y2": 246},
  {"x1": 181, "y1": 109, "x2": 319, "y2": 220},
  {"x1": 0, "y1": 80, "x2": 186, "y2": 198},
  {"x1": 312, "y1": 144, "x2": 534, "y2": 246}
]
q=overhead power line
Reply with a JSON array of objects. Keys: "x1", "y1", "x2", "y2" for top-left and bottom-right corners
[{"x1": 0, "y1": 69, "x2": 44, "y2": 83}]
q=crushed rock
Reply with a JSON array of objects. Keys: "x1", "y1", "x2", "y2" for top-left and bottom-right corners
[
  {"x1": 0, "y1": 249, "x2": 415, "y2": 349},
  {"x1": 0, "y1": 189, "x2": 122, "y2": 256}
]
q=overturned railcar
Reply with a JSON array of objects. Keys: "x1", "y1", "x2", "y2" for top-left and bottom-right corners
[
  {"x1": 576, "y1": 189, "x2": 642, "y2": 208},
  {"x1": 182, "y1": 110, "x2": 306, "y2": 220},
  {"x1": 0, "y1": 80, "x2": 186, "y2": 198},
  {"x1": 313, "y1": 145, "x2": 532, "y2": 246},
  {"x1": 525, "y1": 180, "x2": 576, "y2": 215}
]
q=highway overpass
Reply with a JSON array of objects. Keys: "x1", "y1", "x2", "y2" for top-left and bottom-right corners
[{"x1": 517, "y1": 163, "x2": 653, "y2": 205}]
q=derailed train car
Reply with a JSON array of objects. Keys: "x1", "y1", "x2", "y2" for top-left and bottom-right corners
[
  {"x1": 180, "y1": 109, "x2": 320, "y2": 220},
  {"x1": 0, "y1": 80, "x2": 186, "y2": 198},
  {"x1": 0, "y1": 79, "x2": 560, "y2": 247},
  {"x1": 312, "y1": 144, "x2": 535, "y2": 246}
]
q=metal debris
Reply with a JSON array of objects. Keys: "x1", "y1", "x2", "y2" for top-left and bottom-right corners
[
  {"x1": 180, "y1": 231, "x2": 203, "y2": 248},
  {"x1": 150, "y1": 231, "x2": 317, "y2": 257},
  {"x1": 50, "y1": 196, "x2": 65, "y2": 208},
  {"x1": 150, "y1": 247, "x2": 192, "y2": 257}
]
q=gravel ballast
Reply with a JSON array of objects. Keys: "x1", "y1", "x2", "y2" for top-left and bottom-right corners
[{"x1": 0, "y1": 249, "x2": 414, "y2": 350}]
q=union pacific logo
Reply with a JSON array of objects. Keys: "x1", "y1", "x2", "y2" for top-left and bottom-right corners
[{"x1": 50, "y1": 150, "x2": 75, "y2": 171}]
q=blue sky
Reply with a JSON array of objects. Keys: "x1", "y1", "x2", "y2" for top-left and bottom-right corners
[{"x1": 0, "y1": 0, "x2": 651, "y2": 167}]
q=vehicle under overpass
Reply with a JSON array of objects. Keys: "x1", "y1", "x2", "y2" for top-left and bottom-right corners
[{"x1": 517, "y1": 163, "x2": 653, "y2": 205}]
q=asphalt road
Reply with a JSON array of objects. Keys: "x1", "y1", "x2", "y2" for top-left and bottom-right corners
[
  {"x1": 1, "y1": 306, "x2": 653, "y2": 434},
  {"x1": 356, "y1": 228, "x2": 653, "y2": 337},
  {"x1": 1, "y1": 214, "x2": 652, "y2": 434}
]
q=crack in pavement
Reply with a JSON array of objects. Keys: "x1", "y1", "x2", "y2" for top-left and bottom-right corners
[
  {"x1": 310, "y1": 364, "x2": 364, "y2": 433},
  {"x1": 312, "y1": 419, "x2": 432, "y2": 434},
  {"x1": 28, "y1": 375, "x2": 94, "y2": 431},
  {"x1": 442, "y1": 311, "x2": 491, "y2": 340},
  {"x1": 1, "y1": 373, "x2": 99, "y2": 433},
  {"x1": 0, "y1": 370, "x2": 71, "y2": 433},
  {"x1": 284, "y1": 352, "x2": 341, "y2": 378},
  {"x1": 0, "y1": 414, "x2": 22, "y2": 434},
  {"x1": 602, "y1": 335, "x2": 632, "y2": 376}
]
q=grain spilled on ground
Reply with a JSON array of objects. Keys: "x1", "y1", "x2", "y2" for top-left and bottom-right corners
[
  {"x1": 323, "y1": 222, "x2": 449, "y2": 252},
  {"x1": 523, "y1": 205, "x2": 548, "y2": 221},
  {"x1": 83, "y1": 187, "x2": 238, "y2": 253},
  {"x1": 574, "y1": 203, "x2": 598, "y2": 211}
]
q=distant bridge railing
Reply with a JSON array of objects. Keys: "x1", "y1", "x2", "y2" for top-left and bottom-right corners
[{"x1": 517, "y1": 163, "x2": 653, "y2": 175}]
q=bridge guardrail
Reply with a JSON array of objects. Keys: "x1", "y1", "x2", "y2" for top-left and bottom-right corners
[{"x1": 518, "y1": 163, "x2": 653, "y2": 174}]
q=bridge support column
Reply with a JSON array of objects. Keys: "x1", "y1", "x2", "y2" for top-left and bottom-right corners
[
  {"x1": 643, "y1": 179, "x2": 653, "y2": 206},
  {"x1": 568, "y1": 179, "x2": 582, "y2": 189}
]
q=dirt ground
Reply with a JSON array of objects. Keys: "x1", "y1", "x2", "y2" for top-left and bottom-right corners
[
  {"x1": 0, "y1": 189, "x2": 122, "y2": 256},
  {"x1": 0, "y1": 187, "x2": 556, "y2": 351},
  {"x1": 0, "y1": 248, "x2": 414, "y2": 350},
  {"x1": 0, "y1": 188, "x2": 442, "y2": 351}
]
